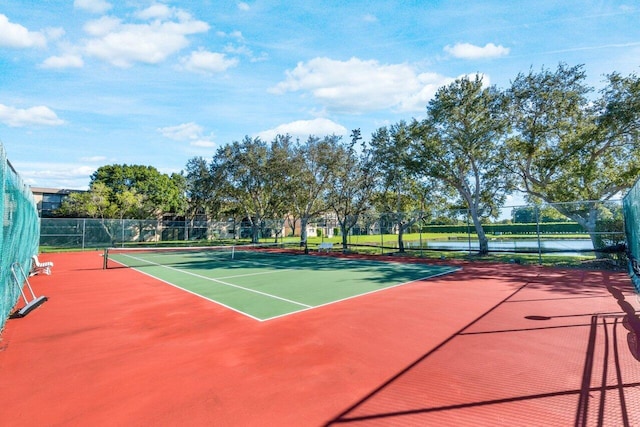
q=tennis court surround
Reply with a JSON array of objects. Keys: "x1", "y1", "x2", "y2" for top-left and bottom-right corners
[{"x1": 107, "y1": 244, "x2": 460, "y2": 321}]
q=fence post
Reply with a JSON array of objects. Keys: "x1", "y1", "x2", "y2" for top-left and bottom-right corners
[
  {"x1": 536, "y1": 206, "x2": 542, "y2": 264},
  {"x1": 466, "y1": 210, "x2": 472, "y2": 255},
  {"x1": 380, "y1": 214, "x2": 384, "y2": 255},
  {"x1": 419, "y1": 211, "x2": 423, "y2": 258}
]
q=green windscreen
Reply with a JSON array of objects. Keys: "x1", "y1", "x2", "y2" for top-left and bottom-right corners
[
  {"x1": 0, "y1": 142, "x2": 40, "y2": 330},
  {"x1": 623, "y1": 177, "x2": 640, "y2": 293}
]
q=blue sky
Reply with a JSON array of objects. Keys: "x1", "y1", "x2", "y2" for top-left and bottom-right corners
[{"x1": 1, "y1": 0, "x2": 639, "y2": 190}]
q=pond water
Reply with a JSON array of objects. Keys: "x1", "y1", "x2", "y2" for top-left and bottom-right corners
[{"x1": 417, "y1": 238, "x2": 594, "y2": 256}]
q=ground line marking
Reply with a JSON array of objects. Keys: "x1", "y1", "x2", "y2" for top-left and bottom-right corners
[
  {"x1": 118, "y1": 253, "x2": 312, "y2": 308},
  {"x1": 215, "y1": 269, "x2": 293, "y2": 280}
]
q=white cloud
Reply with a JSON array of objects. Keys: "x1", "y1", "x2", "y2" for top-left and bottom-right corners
[
  {"x1": 444, "y1": 42, "x2": 510, "y2": 59},
  {"x1": 190, "y1": 139, "x2": 217, "y2": 148},
  {"x1": 80, "y1": 156, "x2": 107, "y2": 162},
  {"x1": 159, "y1": 122, "x2": 203, "y2": 140},
  {"x1": 82, "y1": 8, "x2": 209, "y2": 67},
  {"x1": 83, "y1": 16, "x2": 120, "y2": 36},
  {"x1": 15, "y1": 162, "x2": 94, "y2": 189},
  {"x1": 135, "y1": 4, "x2": 173, "y2": 20},
  {"x1": 0, "y1": 104, "x2": 65, "y2": 127},
  {"x1": 41, "y1": 54, "x2": 84, "y2": 69},
  {"x1": 270, "y1": 57, "x2": 455, "y2": 113},
  {"x1": 217, "y1": 30, "x2": 244, "y2": 40},
  {"x1": 0, "y1": 14, "x2": 47, "y2": 48},
  {"x1": 74, "y1": 0, "x2": 112, "y2": 14},
  {"x1": 44, "y1": 27, "x2": 66, "y2": 41},
  {"x1": 363, "y1": 14, "x2": 378, "y2": 23},
  {"x1": 238, "y1": 2, "x2": 251, "y2": 11},
  {"x1": 257, "y1": 118, "x2": 348, "y2": 141},
  {"x1": 178, "y1": 49, "x2": 238, "y2": 74},
  {"x1": 225, "y1": 43, "x2": 268, "y2": 62},
  {"x1": 158, "y1": 122, "x2": 216, "y2": 148}
]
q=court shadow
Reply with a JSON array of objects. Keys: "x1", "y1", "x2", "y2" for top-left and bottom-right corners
[{"x1": 324, "y1": 281, "x2": 640, "y2": 426}]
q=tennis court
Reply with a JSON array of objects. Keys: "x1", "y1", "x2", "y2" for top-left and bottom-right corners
[
  {"x1": 1, "y1": 251, "x2": 639, "y2": 426},
  {"x1": 107, "y1": 245, "x2": 460, "y2": 321}
]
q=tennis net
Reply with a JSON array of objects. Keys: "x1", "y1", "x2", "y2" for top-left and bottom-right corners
[{"x1": 103, "y1": 242, "x2": 302, "y2": 269}]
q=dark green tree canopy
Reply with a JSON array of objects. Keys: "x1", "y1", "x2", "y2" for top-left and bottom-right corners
[
  {"x1": 505, "y1": 64, "x2": 640, "y2": 252},
  {"x1": 55, "y1": 63, "x2": 640, "y2": 256},
  {"x1": 59, "y1": 164, "x2": 186, "y2": 219},
  {"x1": 410, "y1": 74, "x2": 512, "y2": 254}
]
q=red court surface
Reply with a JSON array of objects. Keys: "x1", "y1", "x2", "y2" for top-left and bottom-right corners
[{"x1": 1, "y1": 251, "x2": 639, "y2": 426}]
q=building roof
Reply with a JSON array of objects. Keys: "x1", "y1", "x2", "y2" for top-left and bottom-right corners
[{"x1": 30, "y1": 187, "x2": 84, "y2": 194}]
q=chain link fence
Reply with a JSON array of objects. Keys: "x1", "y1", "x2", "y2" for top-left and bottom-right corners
[{"x1": 40, "y1": 200, "x2": 626, "y2": 266}]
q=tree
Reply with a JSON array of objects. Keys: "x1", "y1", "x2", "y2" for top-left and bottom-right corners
[
  {"x1": 57, "y1": 165, "x2": 186, "y2": 244},
  {"x1": 289, "y1": 135, "x2": 344, "y2": 245},
  {"x1": 210, "y1": 136, "x2": 293, "y2": 243},
  {"x1": 370, "y1": 122, "x2": 430, "y2": 252},
  {"x1": 90, "y1": 164, "x2": 186, "y2": 218},
  {"x1": 56, "y1": 181, "x2": 116, "y2": 219},
  {"x1": 410, "y1": 75, "x2": 512, "y2": 255},
  {"x1": 505, "y1": 64, "x2": 640, "y2": 253},
  {"x1": 184, "y1": 157, "x2": 215, "y2": 218},
  {"x1": 326, "y1": 129, "x2": 377, "y2": 252},
  {"x1": 511, "y1": 205, "x2": 571, "y2": 223}
]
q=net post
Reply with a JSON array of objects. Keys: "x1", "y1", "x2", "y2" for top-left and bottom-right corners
[{"x1": 103, "y1": 248, "x2": 109, "y2": 269}]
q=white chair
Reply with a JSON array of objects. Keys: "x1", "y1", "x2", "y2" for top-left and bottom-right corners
[
  {"x1": 318, "y1": 242, "x2": 334, "y2": 253},
  {"x1": 31, "y1": 255, "x2": 54, "y2": 276}
]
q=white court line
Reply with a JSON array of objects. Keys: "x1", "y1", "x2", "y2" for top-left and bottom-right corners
[
  {"x1": 261, "y1": 266, "x2": 462, "y2": 321},
  {"x1": 110, "y1": 259, "x2": 265, "y2": 322},
  {"x1": 112, "y1": 252, "x2": 461, "y2": 322},
  {"x1": 215, "y1": 269, "x2": 293, "y2": 280},
  {"x1": 118, "y1": 253, "x2": 312, "y2": 308}
]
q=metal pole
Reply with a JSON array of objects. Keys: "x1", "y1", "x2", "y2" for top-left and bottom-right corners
[
  {"x1": 467, "y1": 210, "x2": 472, "y2": 255},
  {"x1": 419, "y1": 213, "x2": 423, "y2": 258},
  {"x1": 380, "y1": 214, "x2": 384, "y2": 254},
  {"x1": 536, "y1": 205, "x2": 542, "y2": 264}
]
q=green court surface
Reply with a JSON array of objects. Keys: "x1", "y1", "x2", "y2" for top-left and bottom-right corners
[{"x1": 109, "y1": 249, "x2": 460, "y2": 321}]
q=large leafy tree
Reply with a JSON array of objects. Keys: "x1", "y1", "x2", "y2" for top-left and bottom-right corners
[
  {"x1": 370, "y1": 121, "x2": 432, "y2": 252},
  {"x1": 90, "y1": 164, "x2": 186, "y2": 218},
  {"x1": 505, "y1": 63, "x2": 640, "y2": 252},
  {"x1": 410, "y1": 75, "x2": 512, "y2": 255},
  {"x1": 289, "y1": 135, "x2": 344, "y2": 245},
  {"x1": 58, "y1": 165, "x2": 185, "y2": 219},
  {"x1": 57, "y1": 165, "x2": 186, "y2": 244},
  {"x1": 326, "y1": 129, "x2": 377, "y2": 252},
  {"x1": 210, "y1": 135, "x2": 293, "y2": 243},
  {"x1": 184, "y1": 156, "x2": 216, "y2": 220},
  {"x1": 56, "y1": 181, "x2": 116, "y2": 219}
]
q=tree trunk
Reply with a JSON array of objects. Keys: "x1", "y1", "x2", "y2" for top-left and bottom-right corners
[
  {"x1": 397, "y1": 217, "x2": 405, "y2": 253},
  {"x1": 300, "y1": 217, "x2": 308, "y2": 244},
  {"x1": 251, "y1": 218, "x2": 260, "y2": 243},
  {"x1": 99, "y1": 218, "x2": 115, "y2": 246},
  {"x1": 469, "y1": 209, "x2": 489, "y2": 255},
  {"x1": 341, "y1": 223, "x2": 349, "y2": 252},
  {"x1": 554, "y1": 203, "x2": 606, "y2": 259}
]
